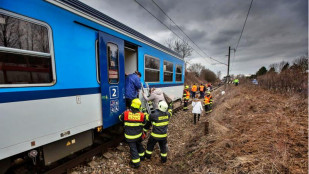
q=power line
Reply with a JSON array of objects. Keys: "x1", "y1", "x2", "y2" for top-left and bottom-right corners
[
  {"x1": 235, "y1": 0, "x2": 254, "y2": 52},
  {"x1": 151, "y1": 0, "x2": 227, "y2": 65},
  {"x1": 134, "y1": 0, "x2": 227, "y2": 66}
]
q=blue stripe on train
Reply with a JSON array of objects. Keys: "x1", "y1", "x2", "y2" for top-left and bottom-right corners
[
  {"x1": 148, "y1": 83, "x2": 184, "y2": 88},
  {"x1": 0, "y1": 87, "x2": 100, "y2": 104},
  {"x1": 0, "y1": 83, "x2": 183, "y2": 104}
]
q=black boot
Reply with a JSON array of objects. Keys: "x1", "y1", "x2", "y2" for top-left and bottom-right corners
[
  {"x1": 129, "y1": 161, "x2": 140, "y2": 169},
  {"x1": 161, "y1": 157, "x2": 167, "y2": 163},
  {"x1": 145, "y1": 153, "x2": 151, "y2": 159}
]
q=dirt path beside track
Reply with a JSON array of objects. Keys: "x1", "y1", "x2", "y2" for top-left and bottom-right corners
[{"x1": 71, "y1": 85, "x2": 308, "y2": 174}]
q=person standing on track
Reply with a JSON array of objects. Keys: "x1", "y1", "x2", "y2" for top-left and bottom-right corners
[
  {"x1": 191, "y1": 83, "x2": 197, "y2": 98},
  {"x1": 119, "y1": 98, "x2": 146, "y2": 169},
  {"x1": 192, "y1": 96, "x2": 203, "y2": 124},
  {"x1": 199, "y1": 83, "x2": 205, "y2": 99},
  {"x1": 183, "y1": 85, "x2": 190, "y2": 111},
  {"x1": 204, "y1": 91, "x2": 213, "y2": 114},
  {"x1": 144, "y1": 101, "x2": 172, "y2": 163},
  {"x1": 125, "y1": 71, "x2": 142, "y2": 108}
]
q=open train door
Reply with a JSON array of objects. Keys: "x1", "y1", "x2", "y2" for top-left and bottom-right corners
[{"x1": 98, "y1": 32, "x2": 126, "y2": 128}]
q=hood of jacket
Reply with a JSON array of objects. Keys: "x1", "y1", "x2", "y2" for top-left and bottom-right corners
[{"x1": 152, "y1": 88, "x2": 163, "y2": 95}]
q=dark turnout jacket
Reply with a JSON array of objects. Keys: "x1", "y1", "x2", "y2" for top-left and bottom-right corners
[
  {"x1": 119, "y1": 109, "x2": 146, "y2": 142},
  {"x1": 144, "y1": 109, "x2": 172, "y2": 140}
]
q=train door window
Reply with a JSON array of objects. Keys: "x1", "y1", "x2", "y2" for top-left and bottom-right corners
[
  {"x1": 107, "y1": 43, "x2": 119, "y2": 83},
  {"x1": 176, "y1": 65, "x2": 183, "y2": 81},
  {"x1": 144, "y1": 55, "x2": 160, "y2": 82},
  {"x1": 95, "y1": 40, "x2": 100, "y2": 83},
  {"x1": 0, "y1": 11, "x2": 55, "y2": 87},
  {"x1": 163, "y1": 61, "x2": 173, "y2": 82}
]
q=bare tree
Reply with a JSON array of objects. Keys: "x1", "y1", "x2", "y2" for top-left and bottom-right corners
[
  {"x1": 165, "y1": 38, "x2": 193, "y2": 59},
  {"x1": 268, "y1": 63, "x2": 278, "y2": 73},
  {"x1": 187, "y1": 63, "x2": 204, "y2": 76},
  {"x1": 0, "y1": 14, "x2": 19, "y2": 48},
  {"x1": 278, "y1": 61, "x2": 289, "y2": 72},
  {"x1": 200, "y1": 68, "x2": 217, "y2": 82}
]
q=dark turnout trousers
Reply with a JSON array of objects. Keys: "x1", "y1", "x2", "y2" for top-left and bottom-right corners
[
  {"x1": 145, "y1": 136, "x2": 167, "y2": 163},
  {"x1": 183, "y1": 99, "x2": 189, "y2": 110},
  {"x1": 205, "y1": 104, "x2": 212, "y2": 113},
  {"x1": 127, "y1": 139, "x2": 145, "y2": 168}
]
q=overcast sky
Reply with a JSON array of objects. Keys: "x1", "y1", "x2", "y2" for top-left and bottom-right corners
[{"x1": 80, "y1": 0, "x2": 308, "y2": 76}]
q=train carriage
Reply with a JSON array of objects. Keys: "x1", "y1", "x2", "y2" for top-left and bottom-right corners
[{"x1": 0, "y1": 0, "x2": 184, "y2": 171}]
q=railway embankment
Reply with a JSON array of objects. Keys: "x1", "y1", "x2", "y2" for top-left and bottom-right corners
[{"x1": 70, "y1": 84, "x2": 307, "y2": 174}]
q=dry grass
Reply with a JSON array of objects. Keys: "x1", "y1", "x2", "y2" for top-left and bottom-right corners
[{"x1": 174, "y1": 85, "x2": 308, "y2": 174}]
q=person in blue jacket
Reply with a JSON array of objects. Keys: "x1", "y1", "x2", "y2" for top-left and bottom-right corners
[{"x1": 125, "y1": 71, "x2": 142, "y2": 108}]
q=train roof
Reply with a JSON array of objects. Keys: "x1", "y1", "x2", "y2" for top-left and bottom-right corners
[{"x1": 57, "y1": 0, "x2": 183, "y2": 59}]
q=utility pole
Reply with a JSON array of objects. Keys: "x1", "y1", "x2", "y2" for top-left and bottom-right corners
[{"x1": 227, "y1": 46, "x2": 231, "y2": 83}]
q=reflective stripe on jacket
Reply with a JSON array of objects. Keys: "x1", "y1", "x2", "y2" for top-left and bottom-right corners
[
  {"x1": 119, "y1": 110, "x2": 146, "y2": 142},
  {"x1": 144, "y1": 109, "x2": 172, "y2": 140},
  {"x1": 183, "y1": 89, "x2": 190, "y2": 99},
  {"x1": 204, "y1": 95, "x2": 213, "y2": 105}
]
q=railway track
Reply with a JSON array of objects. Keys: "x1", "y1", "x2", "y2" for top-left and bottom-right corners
[
  {"x1": 10, "y1": 86, "x2": 222, "y2": 174},
  {"x1": 43, "y1": 99, "x2": 191, "y2": 173}
]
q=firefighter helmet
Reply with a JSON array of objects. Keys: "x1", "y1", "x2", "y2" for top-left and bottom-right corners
[
  {"x1": 158, "y1": 101, "x2": 168, "y2": 112},
  {"x1": 131, "y1": 98, "x2": 142, "y2": 109},
  {"x1": 185, "y1": 85, "x2": 189, "y2": 89}
]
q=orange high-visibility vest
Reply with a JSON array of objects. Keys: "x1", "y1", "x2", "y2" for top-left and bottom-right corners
[
  {"x1": 185, "y1": 90, "x2": 190, "y2": 99},
  {"x1": 183, "y1": 89, "x2": 190, "y2": 99},
  {"x1": 191, "y1": 85, "x2": 197, "y2": 92},
  {"x1": 204, "y1": 96, "x2": 212, "y2": 105},
  {"x1": 199, "y1": 85, "x2": 204, "y2": 91}
]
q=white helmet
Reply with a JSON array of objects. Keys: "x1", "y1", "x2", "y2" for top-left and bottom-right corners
[{"x1": 158, "y1": 101, "x2": 168, "y2": 112}]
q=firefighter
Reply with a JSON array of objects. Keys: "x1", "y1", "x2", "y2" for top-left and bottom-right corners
[
  {"x1": 199, "y1": 83, "x2": 205, "y2": 98},
  {"x1": 191, "y1": 83, "x2": 197, "y2": 98},
  {"x1": 119, "y1": 98, "x2": 146, "y2": 169},
  {"x1": 204, "y1": 91, "x2": 213, "y2": 114},
  {"x1": 183, "y1": 85, "x2": 190, "y2": 110},
  {"x1": 144, "y1": 101, "x2": 172, "y2": 163}
]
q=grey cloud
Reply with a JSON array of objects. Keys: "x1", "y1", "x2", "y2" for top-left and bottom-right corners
[{"x1": 80, "y1": 0, "x2": 307, "y2": 75}]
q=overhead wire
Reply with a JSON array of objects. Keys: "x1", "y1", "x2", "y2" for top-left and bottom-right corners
[
  {"x1": 151, "y1": 0, "x2": 227, "y2": 65},
  {"x1": 134, "y1": 0, "x2": 226, "y2": 66},
  {"x1": 231, "y1": 0, "x2": 254, "y2": 74},
  {"x1": 235, "y1": 0, "x2": 254, "y2": 52}
]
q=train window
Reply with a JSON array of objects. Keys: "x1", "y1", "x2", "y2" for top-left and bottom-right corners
[
  {"x1": 176, "y1": 65, "x2": 183, "y2": 81},
  {"x1": 95, "y1": 40, "x2": 100, "y2": 83},
  {"x1": 107, "y1": 43, "x2": 119, "y2": 83},
  {"x1": 163, "y1": 61, "x2": 173, "y2": 82},
  {"x1": 0, "y1": 12, "x2": 55, "y2": 86},
  {"x1": 144, "y1": 55, "x2": 160, "y2": 82}
]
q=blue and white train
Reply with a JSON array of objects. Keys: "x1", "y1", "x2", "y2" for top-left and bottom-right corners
[{"x1": 0, "y1": 0, "x2": 185, "y2": 171}]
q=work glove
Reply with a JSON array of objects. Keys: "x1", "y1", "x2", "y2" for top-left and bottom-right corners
[
  {"x1": 142, "y1": 132, "x2": 146, "y2": 140},
  {"x1": 141, "y1": 107, "x2": 147, "y2": 113}
]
